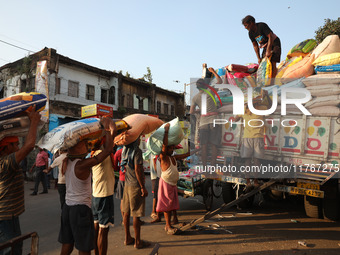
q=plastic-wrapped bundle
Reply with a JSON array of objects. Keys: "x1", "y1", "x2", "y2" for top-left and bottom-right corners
[
  {"x1": 143, "y1": 118, "x2": 184, "y2": 159},
  {"x1": 315, "y1": 64, "x2": 340, "y2": 73},
  {"x1": 0, "y1": 92, "x2": 47, "y2": 121},
  {"x1": 0, "y1": 116, "x2": 45, "y2": 141}
]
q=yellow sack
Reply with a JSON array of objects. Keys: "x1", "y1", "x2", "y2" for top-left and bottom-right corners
[
  {"x1": 256, "y1": 57, "x2": 272, "y2": 86},
  {"x1": 313, "y1": 52, "x2": 340, "y2": 66}
]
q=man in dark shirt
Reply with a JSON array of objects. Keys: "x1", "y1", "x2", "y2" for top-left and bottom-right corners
[
  {"x1": 242, "y1": 15, "x2": 281, "y2": 78},
  {"x1": 120, "y1": 138, "x2": 150, "y2": 249},
  {"x1": 0, "y1": 107, "x2": 40, "y2": 255}
]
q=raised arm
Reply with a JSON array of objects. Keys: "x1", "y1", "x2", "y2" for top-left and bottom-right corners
[
  {"x1": 74, "y1": 117, "x2": 116, "y2": 180},
  {"x1": 208, "y1": 67, "x2": 222, "y2": 84},
  {"x1": 174, "y1": 147, "x2": 201, "y2": 161},
  {"x1": 160, "y1": 123, "x2": 171, "y2": 171},
  {"x1": 15, "y1": 106, "x2": 41, "y2": 164}
]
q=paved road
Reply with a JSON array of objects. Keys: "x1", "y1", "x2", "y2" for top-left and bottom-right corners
[{"x1": 20, "y1": 178, "x2": 340, "y2": 255}]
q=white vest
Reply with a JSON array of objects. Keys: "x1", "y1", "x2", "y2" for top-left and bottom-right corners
[{"x1": 65, "y1": 159, "x2": 92, "y2": 208}]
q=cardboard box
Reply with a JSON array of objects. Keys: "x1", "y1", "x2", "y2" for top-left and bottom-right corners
[{"x1": 81, "y1": 104, "x2": 113, "y2": 118}]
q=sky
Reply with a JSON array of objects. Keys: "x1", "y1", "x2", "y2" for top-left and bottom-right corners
[{"x1": 1, "y1": 0, "x2": 339, "y2": 104}]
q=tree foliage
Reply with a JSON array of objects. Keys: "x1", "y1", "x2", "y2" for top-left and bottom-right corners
[
  {"x1": 315, "y1": 18, "x2": 340, "y2": 44},
  {"x1": 142, "y1": 67, "x2": 153, "y2": 84}
]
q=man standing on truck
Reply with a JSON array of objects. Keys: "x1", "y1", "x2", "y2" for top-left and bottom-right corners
[
  {"x1": 234, "y1": 91, "x2": 271, "y2": 189},
  {"x1": 190, "y1": 78, "x2": 221, "y2": 171},
  {"x1": 242, "y1": 15, "x2": 281, "y2": 79}
]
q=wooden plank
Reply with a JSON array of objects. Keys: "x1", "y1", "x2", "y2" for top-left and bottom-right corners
[
  {"x1": 179, "y1": 180, "x2": 276, "y2": 232},
  {"x1": 149, "y1": 243, "x2": 160, "y2": 255}
]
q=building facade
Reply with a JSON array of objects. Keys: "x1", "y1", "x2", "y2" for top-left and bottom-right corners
[{"x1": 0, "y1": 47, "x2": 185, "y2": 130}]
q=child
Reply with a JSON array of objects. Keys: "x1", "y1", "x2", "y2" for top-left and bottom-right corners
[{"x1": 156, "y1": 123, "x2": 199, "y2": 234}]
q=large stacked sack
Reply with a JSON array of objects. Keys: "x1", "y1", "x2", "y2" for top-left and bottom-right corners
[
  {"x1": 298, "y1": 35, "x2": 340, "y2": 117},
  {"x1": 0, "y1": 92, "x2": 47, "y2": 141},
  {"x1": 275, "y1": 36, "x2": 340, "y2": 84},
  {"x1": 302, "y1": 73, "x2": 340, "y2": 116},
  {"x1": 261, "y1": 78, "x2": 308, "y2": 115},
  {"x1": 38, "y1": 113, "x2": 161, "y2": 153},
  {"x1": 273, "y1": 39, "x2": 317, "y2": 84},
  {"x1": 212, "y1": 63, "x2": 258, "y2": 113},
  {"x1": 114, "y1": 114, "x2": 164, "y2": 145},
  {"x1": 38, "y1": 118, "x2": 106, "y2": 153}
]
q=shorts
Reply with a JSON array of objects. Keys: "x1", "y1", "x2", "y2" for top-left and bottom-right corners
[
  {"x1": 121, "y1": 185, "x2": 145, "y2": 218},
  {"x1": 0, "y1": 217, "x2": 22, "y2": 255},
  {"x1": 240, "y1": 138, "x2": 265, "y2": 159},
  {"x1": 199, "y1": 123, "x2": 221, "y2": 146},
  {"x1": 151, "y1": 177, "x2": 160, "y2": 199},
  {"x1": 262, "y1": 37, "x2": 281, "y2": 63},
  {"x1": 58, "y1": 204, "x2": 94, "y2": 252},
  {"x1": 115, "y1": 180, "x2": 125, "y2": 200},
  {"x1": 92, "y1": 195, "x2": 114, "y2": 228}
]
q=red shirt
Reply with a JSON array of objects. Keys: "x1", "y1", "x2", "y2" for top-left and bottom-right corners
[
  {"x1": 35, "y1": 150, "x2": 48, "y2": 167},
  {"x1": 113, "y1": 148, "x2": 125, "y2": 181}
]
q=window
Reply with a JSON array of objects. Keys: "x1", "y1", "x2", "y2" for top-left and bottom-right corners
[
  {"x1": 143, "y1": 98, "x2": 149, "y2": 111},
  {"x1": 101, "y1": 89, "x2": 108, "y2": 103},
  {"x1": 68, "y1": 81, "x2": 79, "y2": 98},
  {"x1": 20, "y1": 79, "x2": 27, "y2": 92},
  {"x1": 133, "y1": 94, "x2": 139, "y2": 109},
  {"x1": 108, "y1": 86, "x2": 115, "y2": 105},
  {"x1": 171, "y1": 105, "x2": 175, "y2": 116},
  {"x1": 164, "y1": 103, "x2": 169, "y2": 115},
  {"x1": 156, "y1": 101, "x2": 161, "y2": 113},
  {"x1": 55, "y1": 78, "x2": 61, "y2": 94},
  {"x1": 86, "y1": 85, "x2": 95, "y2": 100}
]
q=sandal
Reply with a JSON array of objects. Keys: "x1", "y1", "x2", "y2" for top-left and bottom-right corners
[
  {"x1": 150, "y1": 213, "x2": 158, "y2": 219},
  {"x1": 165, "y1": 227, "x2": 178, "y2": 235},
  {"x1": 134, "y1": 240, "x2": 151, "y2": 249}
]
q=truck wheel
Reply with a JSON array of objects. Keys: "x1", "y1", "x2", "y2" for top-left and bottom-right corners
[
  {"x1": 212, "y1": 180, "x2": 223, "y2": 198},
  {"x1": 222, "y1": 182, "x2": 235, "y2": 204},
  {"x1": 267, "y1": 190, "x2": 284, "y2": 201},
  {"x1": 304, "y1": 195, "x2": 323, "y2": 219},
  {"x1": 203, "y1": 179, "x2": 213, "y2": 211},
  {"x1": 322, "y1": 180, "x2": 340, "y2": 221}
]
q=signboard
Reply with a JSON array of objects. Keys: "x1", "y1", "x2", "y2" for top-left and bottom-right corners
[{"x1": 81, "y1": 104, "x2": 113, "y2": 118}]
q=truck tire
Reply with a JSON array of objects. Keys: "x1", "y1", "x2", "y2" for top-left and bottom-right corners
[
  {"x1": 322, "y1": 180, "x2": 340, "y2": 221},
  {"x1": 203, "y1": 179, "x2": 213, "y2": 211},
  {"x1": 222, "y1": 182, "x2": 235, "y2": 204},
  {"x1": 267, "y1": 190, "x2": 284, "y2": 201},
  {"x1": 304, "y1": 195, "x2": 323, "y2": 219}
]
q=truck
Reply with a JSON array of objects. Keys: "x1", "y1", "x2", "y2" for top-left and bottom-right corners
[
  {"x1": 205, "y1": 109, "x2": 340, "y2": 221},
  {"x1": 190, "y1": 75, "x2": 340, "y2": 221}
]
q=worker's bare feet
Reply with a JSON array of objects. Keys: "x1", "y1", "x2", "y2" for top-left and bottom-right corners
[{"x1": 124, "y1": 237, "x2": 135, "y2": 246}]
